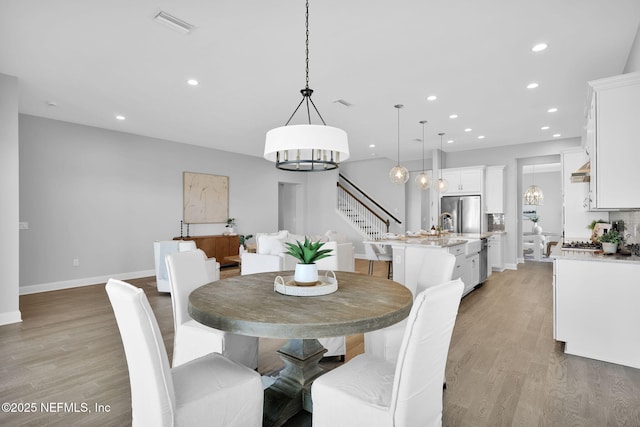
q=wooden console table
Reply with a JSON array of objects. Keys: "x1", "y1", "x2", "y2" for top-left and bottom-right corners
[{"x1": 173, "y1": 234, "x2": 239, "y2": 267}]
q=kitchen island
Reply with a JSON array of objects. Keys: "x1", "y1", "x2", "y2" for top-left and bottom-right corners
[
  {"x1": 366, "y1": 232, "x2": 493, "y2": 295},
  {"x1": 551, "y1": 243, "x2": 640, "y2": 369}
]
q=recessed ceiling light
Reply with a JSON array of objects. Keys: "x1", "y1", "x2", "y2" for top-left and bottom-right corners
[
  {"x1": 547, "y1": 107, "x2": 558, "y2": 113},
  {"x1": 369, "y1": 144, "x2": 375, "y2": 148},
  {"x1": 187, "y1": 79, "x2": 199, "y2": 86},
  {"x1": 447, "y1": 140, "x2": 454, "y2": 144},
  {"x1": 526, "y1": 82, "x2": 539, "y2": 89},
  {"x1": 46, "y1": 101, "x2": 58, "y2": 107},
  {"x1": 478, "y1": 135, "x2": 485, "y2": 139},
  {"x1": 426, "y1": 95, "x2": 437, "y2": 101},
  {"x1": 115, "y1": 115, "x2": 126, "y2": 121},
  {"x1": 553, "y1": 133, "x2": 561, "y2": 138},
  {"x1": 532, "y1": 43, "x2": 548, "y2": 52},
  {"x1": 541, "y1": 126, "x2": 550, "y2": 130},
  {"x1": 449, "y1": 114, "x2": 458, "y2": 119},
  {"x1": 464, "y1": 128, "x2": 472, "y2": 132}
]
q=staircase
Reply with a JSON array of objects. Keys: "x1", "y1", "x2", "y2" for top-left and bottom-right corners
[{"x1": 336, "y1": 174, "x2": 401, "y2": 240}]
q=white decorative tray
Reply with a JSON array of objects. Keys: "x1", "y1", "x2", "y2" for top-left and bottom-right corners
[{"x1": 274, "y1": 271, "x2": 338, "y2": 296}]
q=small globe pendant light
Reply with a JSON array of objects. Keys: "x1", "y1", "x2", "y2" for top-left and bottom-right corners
[
  {"x1": 435, "y1": 132, "x2": 449, "y2": 193},
  {"x1": 415, "y1": 120, "x2": 431, "y2": 190},
  {"x1": 389, "y1": 104, "x2": 409, "y2": 184}
]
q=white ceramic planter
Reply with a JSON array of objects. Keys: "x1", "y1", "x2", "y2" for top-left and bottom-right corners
[
  {"x1": 601, "y1": 242, "x2": 618, "y2": 254},
  {"x1": 294, "y1": 263, "x2": 318, "y2": 286}
]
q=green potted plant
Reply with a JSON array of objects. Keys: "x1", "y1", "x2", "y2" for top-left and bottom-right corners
[
  {"x1": 530, "y1": 215, "x2": 542, "y2": 234},
  {"x1": 599, "y1": 229, "x2": 621, "y2": 254},
  {"x1": 239, "y1": 234, "x2": 253, "y2": 250},
  {"x1": 587, "y1": 219, "x2": 608, "y2": 242},
  {"x1": 225, "y1": 218, "x2": 236, "y2": 234},
  {"x1": 285, "y1": 237, "x2": 333, "y2": 285}
]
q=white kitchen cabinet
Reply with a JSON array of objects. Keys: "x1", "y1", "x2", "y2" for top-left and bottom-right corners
[
  {"x1": 585, "y1": 72, "x2": 640, "y2": 209},
  {"x1": 447, "y1": 243, "x2": 466, "y2": 281},
  {"x1": 561, "y1": 148, "x2": 608, "y2": 239},
  {"x1": 441, "y1": 167, "x2": 483, "y2": 195},
  {"x1": 487, "y1": 233, "x2": 504, "y2": 271},
  {"x1": 554, "y1": 256, "x2": 640, "y2": 369},
  {"x1": 485, "y1": 165, "x2": 505, "y2": 213},
  {"x1": 462, "y1": 253, "x2": 479, "y2": 295}
]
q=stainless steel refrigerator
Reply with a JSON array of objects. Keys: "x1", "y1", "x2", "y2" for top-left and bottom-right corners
[{"x1": 440, "y1": 195, "x2": 482, "y2": 233}]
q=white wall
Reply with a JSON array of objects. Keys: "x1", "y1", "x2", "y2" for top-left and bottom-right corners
[
  {"x1": 0, "y1": 74, "x2": 21, "y2": 324},
  {"x1": 624, "y1": 23, "x2": 640, "y2": 73},
  {"x1": 18, "y1": 114, "x2": 308, "y2": 292}
]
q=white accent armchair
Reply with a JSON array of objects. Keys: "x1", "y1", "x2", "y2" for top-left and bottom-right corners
[
  {"x1": 105, "y1": 279, "x2": 263, "y2": 427},
  {"x1": 153, "y1": 240, "x2": 220, "y2": 292}
]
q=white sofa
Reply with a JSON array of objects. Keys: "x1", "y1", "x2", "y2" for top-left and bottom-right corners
[{"x1": 241, "y1": 230, "x2": 355, "y2": 275}]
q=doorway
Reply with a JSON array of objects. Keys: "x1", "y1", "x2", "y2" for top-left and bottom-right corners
[
  {"x1": 278, "y1": 182, "x2": 304, "y2": 234},
  {"x1": 519, "y1": 158, "x2": 562, "y2": 263}
]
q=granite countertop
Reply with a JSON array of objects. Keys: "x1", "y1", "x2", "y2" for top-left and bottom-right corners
[
  {"x1": 372, "y1": 231, "x2": 499, "y2": 248},
  {"x1": 551, "y1": 242, "x2": 640, "y2": 265}
]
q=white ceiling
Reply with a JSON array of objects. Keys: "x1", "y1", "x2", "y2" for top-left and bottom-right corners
[{"x1": 1, "y1": 0, "x2": 639, "y2": 163}]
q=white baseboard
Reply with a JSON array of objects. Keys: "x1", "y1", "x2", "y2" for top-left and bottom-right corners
[
  {"x1": 505, "y1": 263, "x2": 518, "y2": 270},
  {"x1": 0, "y1": 310, "x2": 22, "y2": 325},
  {"x1": 19, "y1": 269, "x2": 156, "y2": 295}
]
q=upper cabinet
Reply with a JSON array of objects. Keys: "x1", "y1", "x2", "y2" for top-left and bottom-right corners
[
  {"x1": 441, "y1": 167, "x2": 483, "y2": 195},
  {"x1": 485, "y1": 165, "x2": 505, "y2": 213},
  {"x1": 584, "y1": 72, "x2": 640, "y2": 210}
]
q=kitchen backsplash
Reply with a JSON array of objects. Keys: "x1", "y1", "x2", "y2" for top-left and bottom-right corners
[
  {"x1": 488, "y1": 213, "x2": 505, "y2": 231},
  {"x1": 610, "y1": 211, "x2": 640, "y2": 244}
]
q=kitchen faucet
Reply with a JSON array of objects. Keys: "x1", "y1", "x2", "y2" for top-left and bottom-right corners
[{"x1": 439, "y1": 212, "x2": 453, "y2": 230}]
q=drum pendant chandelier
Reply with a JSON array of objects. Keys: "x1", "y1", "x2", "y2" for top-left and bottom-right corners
[
  {"x1": 389, "y1": 104, "x2": 409, "y2": 184},
  {"x1": 524, "y1": 164, "x2": 544, "y2": 205},
  {"x1": 264, "y1": 0, "x2": 349, "y2": 171}
]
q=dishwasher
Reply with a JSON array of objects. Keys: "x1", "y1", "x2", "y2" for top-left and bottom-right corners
[{"x1": 479, "y1": 237, "x2": 488, "y2": 283}]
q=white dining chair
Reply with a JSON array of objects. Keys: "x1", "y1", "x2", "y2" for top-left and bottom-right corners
[
  {"x1": 363, "y1": 241, "x2": 393, "y2": 278},
  {"x1": 166, "y1": 250, "x2": 259, "y2": 369},
  {"x1": 364, "y1": 248, "x2": 456, "y2": 364},
  {"x1": 105, "y1": 279, "x2": 263, "y2": 427},
  {"x1": 312, "y1": 279, "x2": 464, "y2": 427}
]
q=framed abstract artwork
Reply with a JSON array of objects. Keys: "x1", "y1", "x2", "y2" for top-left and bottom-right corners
[{"x1": 183, "y1": 172, "x2": 229, "y2": 224}]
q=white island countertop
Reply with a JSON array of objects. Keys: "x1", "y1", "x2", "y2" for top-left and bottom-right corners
[{"x1": 551, "y1": 242, "x2": 640, "y2": 265}]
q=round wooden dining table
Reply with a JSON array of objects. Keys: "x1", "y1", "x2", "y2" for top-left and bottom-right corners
[{"x1": 189, "y1": 270, "x2": 413, "y2": 427}]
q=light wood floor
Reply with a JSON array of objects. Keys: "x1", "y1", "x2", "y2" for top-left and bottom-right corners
[{"x1": 1, "y1": 260, "x2": 639, "y2": 426}]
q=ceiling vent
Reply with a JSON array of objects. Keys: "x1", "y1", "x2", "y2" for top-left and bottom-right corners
[
  {"x1": 333, "y1": 99, "x2": 353, "y2": 107},
  {"x1": 154, "y1": 11, "x2": 194, "y2": 34}
]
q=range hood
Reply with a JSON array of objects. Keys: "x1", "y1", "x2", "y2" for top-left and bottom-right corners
[{"x1": 571, "y1": 161, "x2": 591, "y2": 183}]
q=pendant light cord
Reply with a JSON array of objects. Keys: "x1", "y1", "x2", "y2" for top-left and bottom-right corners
[
  {"x1": 305, "y1": 0, "x2": 310, "y2": 90},
  {"x1": 283, "y1": 0, "x2": 327, "y2": 127},
  {"x1": 395, "y1": 104, "x2": 403, "y2": 165},
  {"x1": 439, "y1": 132, "x2": 445, "y2": 179},
  {"x1": 420, "y1": 120, "x2": 427, "y2": 172}
]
